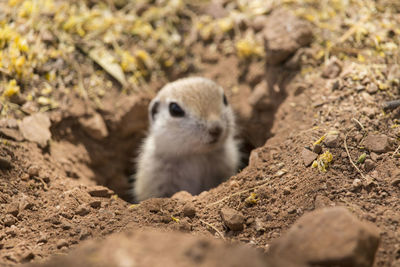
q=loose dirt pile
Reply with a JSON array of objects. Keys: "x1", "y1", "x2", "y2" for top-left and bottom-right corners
[{"x1": 0, "y1": 0, "x2": 399, "y2": 266}]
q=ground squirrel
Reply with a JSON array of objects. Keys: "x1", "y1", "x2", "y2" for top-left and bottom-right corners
[{"x1": 133, "y1": 77, "x2": 240, "y2": 202}]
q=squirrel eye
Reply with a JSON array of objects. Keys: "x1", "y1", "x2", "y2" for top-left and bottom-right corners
[
  {"x1": 150, "y1": 101, "x2": 159, "y2": 120},
  {"x1": 223, "y1": 94, "x2": 228, "y2": 106},
  {"x1": 169, "y1": 102, "x2": 185, "y2": 117}
]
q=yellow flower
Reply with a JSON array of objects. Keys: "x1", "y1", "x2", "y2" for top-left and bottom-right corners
[{"x1": 3, "y1": 79, "x2": 20, "y2": 98}]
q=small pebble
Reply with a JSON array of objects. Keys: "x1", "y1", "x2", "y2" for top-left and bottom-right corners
[
  {"x1": 75, "y1": 204, "x2": 90, "y2": 216},
  {"x1": 4, "y1": 214, "x2": 17, "y2": 227},
  {"x1": 183, "y1": 202, "x2": 196, "y2": 218},
  {"x1": 27, "y1": 165, "x2": 40, "y2": 177},
  {"x1": 364, "y1": 159, "x2": 376, "y2": 172},
  {"x1": 0, "y1": 157, "x2": 12, "y2": 170},
  {"x1": 313, "y1": 144, "x2": 322, "y2": 154},
  {"x1": 89, "y1": 201, "x2": 101, "y2": 209},
  {"x1": 56, "y1": 239, "x2": 69, "y2": 249},
  {"x1": 352, "y1": 179, "x2": 362, "y2": 190},
  {"x1": 283, "y1": 187, "x2": 291, "y2": 195},
  {"x1": 220, "y1": 207, "x2": 244, "y2": 231}
]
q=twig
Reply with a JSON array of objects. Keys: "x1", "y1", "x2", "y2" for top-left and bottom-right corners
[
  {"x1": 336, "y1": 15, "x2": 370, "y2": 44},
  {"x1": 207, "y1": 181, "x2": 269, "y2": 207},
  {"x1": 344, "y1": 129, "x2": 366, "y2": 180},
  {"x1": 351, "y1": 118, "x2": 364, "y2": 131},
  {"x1": 199, "y1": 219, "x2": 225, "y2": 241},
  {"x1": 393, "y1": 144, "x2": 400, "y2": 158}
]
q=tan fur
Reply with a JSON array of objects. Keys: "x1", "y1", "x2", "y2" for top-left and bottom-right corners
[{"x1": 133, "y1": 77, "x2": 240, "y2": 202}]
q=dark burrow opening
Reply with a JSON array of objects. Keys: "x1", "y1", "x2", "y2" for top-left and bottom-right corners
[{"x1": 49, "y1": 61, "x2": 296, "y2": 203}]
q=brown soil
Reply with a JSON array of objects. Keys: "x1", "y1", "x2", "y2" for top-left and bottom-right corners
[{"x1": 0, "y1": 1, "x2": 399, "y2": 267}]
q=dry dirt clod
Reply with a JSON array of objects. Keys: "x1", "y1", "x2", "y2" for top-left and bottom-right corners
[
  {"x1": 6, "y1": 202, "x2": 19, "y2": 217},
  {"x1": 364, "y1": 159, "x2": 376, "y2": 172},
  {"x1": 4, "y1": 214, "x2": 17, "y2": 227},
  {"x1": 56, "y1": 239, "x2": 69, "y2": 249},
  {"x1": 0, "y1": 157, "x2": 12, "y2": 170},
  {"x1": 183, "y1": 202, "x2": 196, "y2": 218},
  {"x1": 363, "y1": 134, "x2": 392, "y2": 153},
  {"x1": 79, "y1": 113, "x2": 109, "y2": 140},
  {"x1": 366, "y1": 83, "x2": 378, "y2": 94},
  {"x1": 324, "y1": 133, "x2": 340, "y2": 148},
  {"x1": 87, "y1": 186, "x2": 113, "y2": 198},
  {"x1": 27, "y1": 165, "x2": 40, "y2": 177},
  {"x1": 75, "y1": 204, "x2": 90, "y2": 216},
  {"x1": 263, "y1": 9, "x2": 313, "y2": 65},
  {"x1": 390, "y1": 170, "x2": 400, "y2": 187},
  {"x1": 171, "y1": 191, "x2": 193, "y2": 202},
  {"x1": 220, "y1": 207, "x2": 245, "y2": 231},
  {"x1": 20, "y1": 251, "x2": 35, "y2": 263},
  {"x1": 19, "y1": 113, "x2": 51, "y2": 148},
  {"x1": 313, "y1": 144, "x2": 322, "y2": 154},
  {"x1": 301, "y1": 148, "x2": 318, "y2": 167},
  {"x1": 352, "y1": 178, "x2": 363, "y2": 191},
  {"x1": 270, "y1": 207, "x2": 380, "y2": 267},
  {"x1": 0, "y1": 128, "x2": 24, "y2": 141},
  {"x1": 321, "y1": 57, "x2": 342, "y2": 79},
  {"x1": 89, "y1": 200, "x2": 101, "y2": 209}
]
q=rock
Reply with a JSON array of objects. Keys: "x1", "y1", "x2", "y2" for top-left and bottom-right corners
[
  {"x1": 20, "y1": 251, "x2": 35, "y2": 263},
  {"x1": 364, "y1": 159, "x2": 376, "y2": 172},
  {"x1": 27, "y1": 165, "x2": 40, "y2": 177},
  {"x1": 363, "y1": 134, "x2": 392, "y2": 153},
  {"x1": 75, "y1": 204, "x2": 90, "y2": 216},
  {"x1": 361, "y1": 107, "x2": 377, "y2": 118},
  {"x1": 352, "y1": 178, "x2": 362, "y2": 191},
  {"x1": 19, "y1": 113, "x2": 51, "y2": 147},
  {"x1": 56, "y1": 239, "x2": 69, "y2": 249},
  {"x1": 0, "y1": 128, "x2": 24, "y2": 141},
  {"x1": 263, "y1": 9, "x2": 313, "y2": 65},
  {"x1": 254, "y1": 218, "x2": 266, "y2": 232},
  {"x1": 79, "y1": 113, "x2": 108, "y2": 140},
  {"x1": 313, "y1": 144, "x2": 322, "y2": 154},
  {"x1": 220, "y1": 207, "x2": 244, "y2": 231},
  {"x1": 6, "y1": 202, "x2": 19, "y2": 217},
  {"x1": 370, "y1": 152, "x2": 379, "y2": 162},
  {"x1": 366, "y1": 83, "x2": 378, "y2": 94},
  {"x1": 21, "y1": 101, "x2": 38, "y2": 114},
  {"x1": 324, "y1": 133, "x2": 340, "y2": 148},
  {"x1": 321, "y1": 57, "x2": 342, "y2": 79},
  {"x1": 0, "y1": 156, "x2": 12, "y2": 170},
  {"x1": 4, "y1": 214, "x2": 17, "y2": 227},
  {"x1": 89, "y1": 200, "x2": 101, "y2": 209},
  {"x1": 0, "y1": 118, "x2": 18, "y2": 128},
  {"x1": 183, "y1": 202, "x2": 196, "y2": 218},
  {"x1": 301, "y1": 148, "x2": 318, "y2": 167},
  {"x1": 87, "y1": 186, "x2": 113, "y2": 198},
  {"x1": 390, "y1": 170, "x2": 400, "y2": 187},
  {"x1": 283, "y1": 187, "x2": 291, "y2": 195},
  {"x1": 270, "y1": 207, "x2": 380, "y2": 267},
  {"x1": 79, "y1": 229, "x2": 92, "y2": 240}
]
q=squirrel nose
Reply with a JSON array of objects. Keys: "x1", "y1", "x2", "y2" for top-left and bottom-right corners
[{"x1": 208, "y1": 124, "x2": 222, "y2": 140}]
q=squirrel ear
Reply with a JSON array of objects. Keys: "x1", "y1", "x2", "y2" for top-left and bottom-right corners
[{"x1": 149, "y1": 100, "x2": 159, "y2": 122}]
